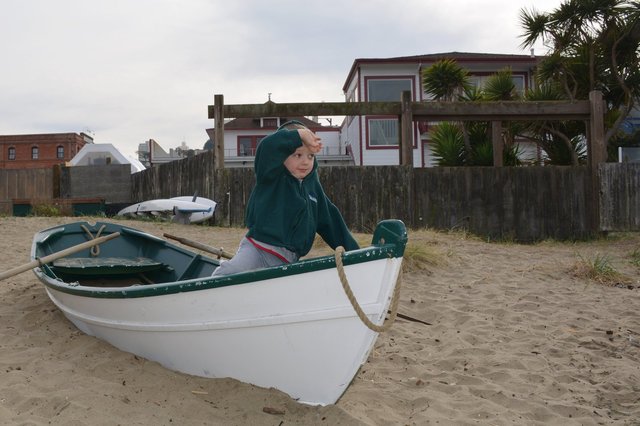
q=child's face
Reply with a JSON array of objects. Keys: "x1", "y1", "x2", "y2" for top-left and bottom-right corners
[{"x1": 284, "y1": 146, "x2": 315, "y2": 179}]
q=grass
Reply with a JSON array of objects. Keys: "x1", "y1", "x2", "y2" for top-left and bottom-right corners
[
  {"x1": 572, "y1": 253, "x2": 631, "y2": 286},
  {"x1": 401, "y1": 241, "x2": 447, "y2": 273},
  {"x1": 30, "y1": 203, "x2": 61, "y2": 217},
  {"x1": 631, "y1": 249, "x2": 640, "y2": 268}
]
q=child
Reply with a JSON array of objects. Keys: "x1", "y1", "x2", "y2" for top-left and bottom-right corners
[{"x1": 212, "y1": 120, "x2": 359, "y2": 276}]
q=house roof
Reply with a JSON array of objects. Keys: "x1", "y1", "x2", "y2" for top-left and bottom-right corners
[
  {"x1": 223, "y1": 116, "x2": 324, "y2": 130},
  {"x1": 69, "y1": 143, "x2": 146, "y2": 173},
  {"x1": 206, "y1": 115, "x2": 335, "y2": 136},
  {"x1": 342, "y1": 51, "x2": 544, "y2": 92}
]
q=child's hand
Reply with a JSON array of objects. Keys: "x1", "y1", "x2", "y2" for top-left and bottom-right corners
[{"x1": 298, "y1": 129, "x2": 323, "y2": 153}]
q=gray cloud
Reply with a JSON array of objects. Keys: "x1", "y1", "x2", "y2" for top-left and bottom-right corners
[{"x1": 0, "y1": 0, "x2": 560, "y2": 156}]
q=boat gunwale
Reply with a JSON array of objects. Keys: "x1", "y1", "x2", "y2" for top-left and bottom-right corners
[{"x1": 33, "y1": 221, "x2": 407, "y2": 300}]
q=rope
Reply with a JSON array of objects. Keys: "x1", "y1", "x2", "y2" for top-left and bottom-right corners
[
  {"x1": 80, "y1": 224, "x2": 106, "y2": 257},
  {"x1": 334, "y1": 246, "x2": 402, "y2": 333}
]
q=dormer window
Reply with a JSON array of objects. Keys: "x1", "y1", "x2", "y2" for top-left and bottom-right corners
[{"x1": 261, "y1": 118, "x2": 278, "y2": 128}]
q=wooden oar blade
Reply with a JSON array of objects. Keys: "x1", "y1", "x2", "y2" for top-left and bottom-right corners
[{"x1": 0, "y1": 232, "x2": 121, "y2": 281}]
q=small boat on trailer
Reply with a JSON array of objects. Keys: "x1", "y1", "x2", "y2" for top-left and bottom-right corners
[{"x1": 30, "y1": 220, "x2": 407, "y2": 405}]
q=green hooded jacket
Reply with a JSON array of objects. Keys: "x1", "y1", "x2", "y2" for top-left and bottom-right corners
[{"x1": 245, "y1": 128, "x2": 359, "y2": 257}]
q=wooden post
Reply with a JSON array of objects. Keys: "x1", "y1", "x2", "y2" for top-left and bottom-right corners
[
  {"x1": 491, "y1": 121, "x2": 503, "y2": 167},
  {"x1": 588, "y1": 90, "x2": 606, "y2": 234},
  {"x1": 588, "y1": 91, "x2": 606, "y2": 166},
  {"x1": 400, "y1": 91, "x2": 413, "y2": 166},
  {"x1": 214, "y1": 94, "x2": 225, "y2": 170}
]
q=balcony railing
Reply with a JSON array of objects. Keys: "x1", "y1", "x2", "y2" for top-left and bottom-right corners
[{"x1": 225, "y1": 146, "x2": 349, "y2": 159}]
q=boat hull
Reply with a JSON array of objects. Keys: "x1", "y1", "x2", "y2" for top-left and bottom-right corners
[{"x1": 31, "y1": 220, "x2": 406, "y2": 405}]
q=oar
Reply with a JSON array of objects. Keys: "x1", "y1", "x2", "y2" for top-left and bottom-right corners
[
  {"x1": 163, "y1": 233, "x2": 233, "y2": 259},
  {"x1": 0, "y1": 232, "x2": 121, "y2": 281},
  {"x1": 396, "y1": 312, "x2": 432, "y2": 326}
]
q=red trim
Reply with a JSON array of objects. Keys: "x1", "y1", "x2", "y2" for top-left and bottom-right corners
[
  {"x1": 357, "y1": 67, "x2": 364, "y2": 166},
  {"x1": 246, "y1": 237, "x2": 290, "y2": 264},
  {"x1": 236, "y1": 135, "x2": 265, "y2": 156}
]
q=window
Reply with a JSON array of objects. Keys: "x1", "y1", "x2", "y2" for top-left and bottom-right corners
[
  {"x1": 8, "y1": 147, "x2": 16, "y2": 160},
  {"x1": 56, "y1": 145, "x2": 64, "y2": 159},
  {"x1": 261, "y1": 118, "x2": 278, "y2": 128},
  {"x1": 367, "y1": 79, "x2": 412, "y2": 101},
  {"x1": 366, "y1": 78, "x2": 413, "y2": 147},
  {"x1": 237, "y1": 136, "x2": 265, "y2": 156},
  {"x1": 468, "y1": 74, "x2": 526, "y2": 93},
  {"x1": 368, "y1": 118, "x2": 399, "y2": 146},
  {"x1": 31, "y1": 146, "x2": 39, "y2": 160}
]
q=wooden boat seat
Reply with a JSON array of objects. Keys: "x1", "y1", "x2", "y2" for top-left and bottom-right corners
[{"x1": 51, "y1": 257, "x2": 167, "y2": 276}]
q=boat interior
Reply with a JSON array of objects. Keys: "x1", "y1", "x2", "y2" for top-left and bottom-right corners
[{"x1": 37, "y1": 225, "x2": 220, "y2": 287}]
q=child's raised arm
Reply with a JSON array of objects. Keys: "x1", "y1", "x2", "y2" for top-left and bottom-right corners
[{"x1": 298, "y1": 128, "x2": 323, "y2": 153}]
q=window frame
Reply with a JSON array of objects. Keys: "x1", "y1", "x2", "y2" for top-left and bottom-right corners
[
  {"x1": 467, "y1": 72, "x2": 528, "y2": 94},
  {"x1": 363, "y1": 76, "x2": 416, "y2": 149},
  {"x1": 236, "y1": 135, "x2": 265, "y2": 157},
  {"x1": 366, "y1": 116, "x2": 400, "y2": 149}
]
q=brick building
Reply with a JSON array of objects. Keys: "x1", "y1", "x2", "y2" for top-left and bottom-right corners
[{"x1": 0, "y1": 132, "x2": 93, "y2": 169}]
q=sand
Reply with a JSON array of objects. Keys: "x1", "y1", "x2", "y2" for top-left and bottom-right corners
[{"x1": 0, "y1": 216, "x2": 639, "y2": 425}]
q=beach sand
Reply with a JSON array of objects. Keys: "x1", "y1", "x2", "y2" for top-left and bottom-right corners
[{"x1": 0, "y1": 216, "x2": 638, "y2": 425}]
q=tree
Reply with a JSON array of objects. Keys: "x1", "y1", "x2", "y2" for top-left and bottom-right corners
[
  {"x1": 522, "y1": 82, "x2": 588, "y2": 164},
  {"x1": 422, "y1": 58, "x2": 470, "y2": 101},
  {"x1": 519, "y1": 0, "x2": 640, "y2": 152},
  {"x1": 423, "y1": 59, "x2": 474, "y2": 162},
  {"x1": 424, "y1": 63, "x2": 523, "y2": 166}
]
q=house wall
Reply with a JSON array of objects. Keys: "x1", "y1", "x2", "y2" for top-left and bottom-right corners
[
  {"x1": 348, "y1": 63, "x2": 423, "y2": 167},
  {"x1": 343, "y1": 54, "x2": 540, "y2": 167},
  {"x1": 0, "y1": 133, "x2": 90, "y2": 169},
  {"x1": 211, "y1": 126, "x2": 343, "y2": 167}
]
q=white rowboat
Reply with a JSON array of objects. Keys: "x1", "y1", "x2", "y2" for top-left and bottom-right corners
[{"x1": 31, "y1": 220, "x2": 407, "y2": 405}]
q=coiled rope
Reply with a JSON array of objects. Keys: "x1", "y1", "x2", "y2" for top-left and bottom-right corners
[
  {"x1": 80, "y1": 224, "x2": 107, "y2": 257},
  {"x1": 334, "y1": 246, "x2": 402, "y2": 332}
]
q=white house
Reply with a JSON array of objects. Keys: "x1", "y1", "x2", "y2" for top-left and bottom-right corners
[
  {"x1": 205, "y1": 114, "x2": 349, "y2": 168},
  {"x1": 340, "y1": 51, "x2": 543, "y2": 167},
  {"x1": 69, "y1": 143, "x2": 146, "y2": 174},
  {"x1": 137, "y1": 139, "x2": 207, "y2": 167}
]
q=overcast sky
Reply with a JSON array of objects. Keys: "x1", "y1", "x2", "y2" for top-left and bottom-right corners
[{"x1": 1, "y1": 0, "x2": 563, "y2": 158}]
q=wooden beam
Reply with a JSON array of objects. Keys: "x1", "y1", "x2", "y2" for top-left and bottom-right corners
[
  {"x1": 491, "y1": 121, "x2": 503, "y2": 167},
  {"x1": 588, "y1": 90, "x2": 606, "y2": 234},
  {"x1": 214, "y1": 94, "x2": 225, "y2": 170},
  {"x1": 208, "y1": 99, "x2": 592, "y2": 121},
  {"x1": 588, "y1": 91, "x2": 606, "y2": 166},
  {"x1": 210, "y1": 101, "x2": 403, "y2": 118},
  {"x1": 400, "y1": 91, "x2": 413, "y2": 166},
  {"x1": 411, "y1": 100, "x2": 591, "y2": 121}
]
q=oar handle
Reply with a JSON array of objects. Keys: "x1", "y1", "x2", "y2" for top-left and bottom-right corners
[
  {"x1": 0, "y1": 232, "x2": 121, "y2": 281},
  {"x1": 163, "y1": 233, "x2": 233, "y2": 259}
]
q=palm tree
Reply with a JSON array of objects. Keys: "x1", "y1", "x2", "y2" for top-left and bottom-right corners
[
  {"x1": 423, "y1": 59, "x2": 474, "y2": 161},
  {"x1": 522, "y1": 83, "x2": 587, "y2": 165},
  {"x1": 422, "y1": 59, "x2": 470, "y2": 101},
  {"x1": 519, "y1": 0, "x2": 640, "y2": 152},
  {"x1": 425, "y1": 63, "x2": 525, "y2": 166},
  {"x1": 428, "y1": 122, "x2": 465, "y2": 166}
]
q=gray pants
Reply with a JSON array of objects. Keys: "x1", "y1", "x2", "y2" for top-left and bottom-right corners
[{"x1": 211, "y1": 237, "x2": 299, "y2": 276}]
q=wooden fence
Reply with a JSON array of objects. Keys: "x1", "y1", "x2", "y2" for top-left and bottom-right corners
[
  {"x1": 600, "y1": 163, "x2": 640, "y2": 232},
  {"x1": 1, "y1": 157, "x2": 637, "y2": 240},
  {"x1": 130, "y1": 150, "x2": 639, "y2": 241},
  {"x1": 0, "y1": 168, "x2": 54, "y2": 214}
]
